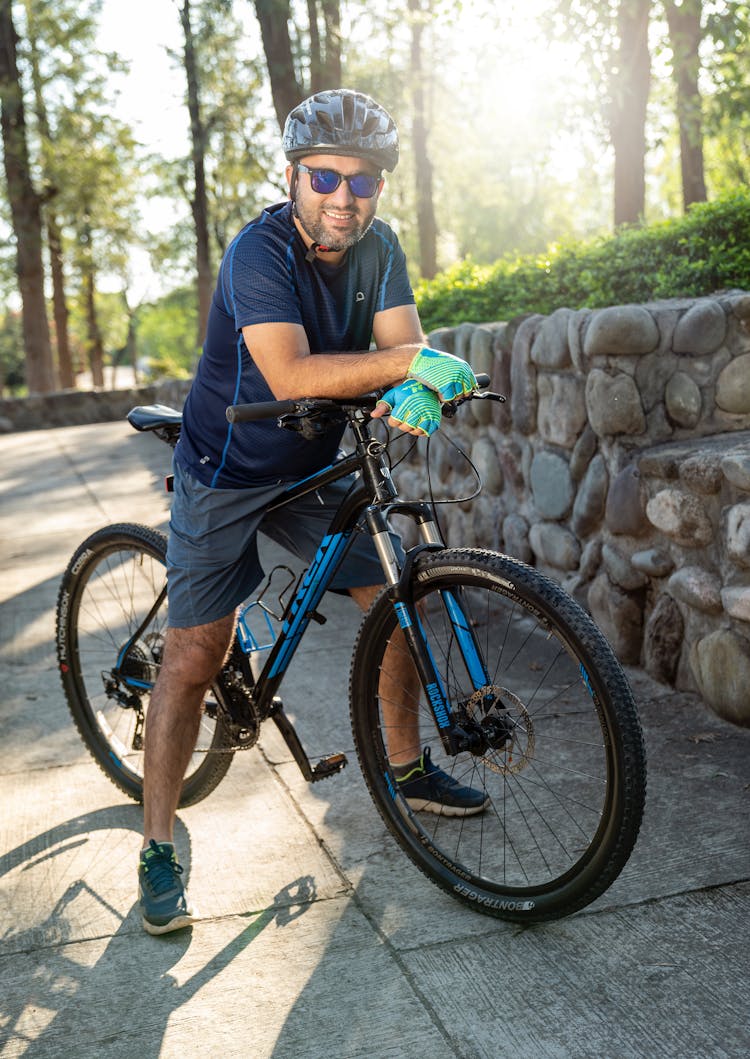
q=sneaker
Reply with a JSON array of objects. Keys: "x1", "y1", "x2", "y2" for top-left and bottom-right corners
[
  {"x1": 395, "y1": 747, "x2": 489, "y2": 817},
  {"x1": 138, "y1": 840, "x2": 195, "y2": 935}
]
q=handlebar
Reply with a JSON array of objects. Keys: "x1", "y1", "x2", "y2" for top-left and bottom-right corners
[{"x1": 226, "y1": 372, "x2": 495, "y2": 425}]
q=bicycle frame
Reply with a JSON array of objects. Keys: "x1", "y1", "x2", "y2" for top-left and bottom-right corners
[
  {"x1": 240, "y1": 408, "x2": 493, "y2": 758},
  {"x1": 118, "y1": 400, "x2": 495, "y2": 767}
]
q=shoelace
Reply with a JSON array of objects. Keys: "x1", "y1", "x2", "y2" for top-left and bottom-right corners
[{"x1": 142, "y1": 839, "x2": 183, "y2": 895}]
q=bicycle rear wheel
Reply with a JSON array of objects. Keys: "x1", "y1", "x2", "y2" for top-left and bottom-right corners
[
  {"x1": 350, "y1": 548, "x2": 647, "y2": 922},
  {"x1": 56, "y1": 523, "x2": 234, "y2": 806}
]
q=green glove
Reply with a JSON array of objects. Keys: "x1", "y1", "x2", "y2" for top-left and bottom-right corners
[
  {"x1": 407, "y1": 346, "x2": 477, "y2": 402},
  {"x1": 376, "y1": 379, "x2": 442, "y2": 436}
]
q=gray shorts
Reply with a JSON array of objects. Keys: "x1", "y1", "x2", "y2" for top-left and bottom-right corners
[{"x1": 166, "y1": 461, "x2": 403, "y2": 628}]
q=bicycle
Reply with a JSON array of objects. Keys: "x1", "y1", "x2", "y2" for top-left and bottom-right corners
[{"x1": 55, "y1": 378, "x2": 647, "y2": 922}]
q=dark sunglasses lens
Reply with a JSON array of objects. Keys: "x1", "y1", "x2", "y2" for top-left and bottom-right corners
[
  {"x1": 309, "y1": 169, "x2": 341, "y2": 194},
  {"x1": 348, "y1": 174, "x2": 380, "y2": 197}
]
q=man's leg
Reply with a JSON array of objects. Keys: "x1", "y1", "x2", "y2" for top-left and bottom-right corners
[
  {"x1": 348, "y1": 584, "x2": 489, "y2": 817},
  {"x1": 143, "y1": 613, "x2": 235, "y2": 843},
  {"x1": 138, "y1": 614, "x2": 234, "y2": 935}
]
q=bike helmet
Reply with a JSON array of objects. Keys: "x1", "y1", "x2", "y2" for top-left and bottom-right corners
[{"x1": 283, "y1": 89, "x2": 399, "y2": 172}]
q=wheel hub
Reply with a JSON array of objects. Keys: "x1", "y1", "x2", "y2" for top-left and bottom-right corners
[{"x1": 462, "y1": 684, "x2": 535, "y2": 775}]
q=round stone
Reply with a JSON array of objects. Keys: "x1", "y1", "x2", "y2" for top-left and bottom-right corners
[
  {"x1": 665, "y1": 371, "x2": 702, "y2": 428},
  {"x1": 471, "y1": 437, "x2": 503, "y2": 495},
  {"x1": 667, "y1": 566, "x2": 723, "y2": 613},
  {"x1": 715, "y1": 354, "x2": 750, "y2": 414},
  {"x1": 643, "y1": 594, "x2": 684, "y2": 684},
  {"x1": 502, "y1": 513, "x2": 532, "y2": 563},
  {"x1": 586, "y1": 370, "x2": 646, "y2": 437},
  {"x1": 602, "y1": 543, "x2": 649, "y2": 590},
  {"x1": 570, "y1": 424, "x2": 598, "y2": 482},
  {"x1": 510, "y1": 316, "x2": 541, "y2": 435},
  {"x1": 530, "y1": 451, "x2": 574, "y2": 519},
  {"x1": 583, "y1": 306, "x2": 659, "y2": 357},
  {"x1": 631, "y1": 548, "x2": 674, "y2": 577},
  {"x1": 722, "y1": 452, "x2": 750, "y2": 493},
  {"x1": 529, "y1": 522, "x2": 581, "y2": 570},
  {"x1": 690, "y1": 629, "x2": 750, "y2": 726},
  {"x1": 537, "y1": 374, "x2": 587, "y2": 448},
  {"x1": 572, "y1": 454, "x2": 609, "y2": 537},
  {"x1": 587, "y1": 573, "x2": 643, "y2": 664},
  {"x1": 645, "y1": 489, "x2": 713, "y2": 547},
  {"x1": 531, "y1": 308, "x2": 573, "y2": 369},
  {"x1": 605, "y1": 465, "x2": 648, "y2": 536},
  {"x1": 673, "y1": 299, "x2": 727, "y2": 354},
  {"x1": 721, "y1": 586, "x2": 750, "y2": 622},
  {"x1": 726, "y1": 503, "x2": 750, "y2": 568}
]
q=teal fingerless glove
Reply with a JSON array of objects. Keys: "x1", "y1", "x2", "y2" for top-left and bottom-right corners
[
  {"x1": 378, "y1": 379, "x2": 442, "y2": 436},
  {"x1": 407, "y1": 346, "x2": 477, "y2": 402}
]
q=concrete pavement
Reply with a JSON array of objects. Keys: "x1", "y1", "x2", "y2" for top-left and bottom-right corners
[{"x1": 0, "y1": 419, "x2": 749, "y2": 1058}]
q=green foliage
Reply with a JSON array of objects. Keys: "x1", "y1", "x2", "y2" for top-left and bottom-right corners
[
  {"x1": 0, "y1": 310, "x2": 24, "y2": 395},
  {"x1": 415, "y1": 188, "x2": 750, "y2": 331},
  {"x1": 136, "y1": 287, "x2": 199, "y2": 380}
]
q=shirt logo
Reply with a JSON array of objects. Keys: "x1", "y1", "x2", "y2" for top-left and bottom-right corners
[{"x1": 355, "y1": 291, "x2": 365, "y2": 302}]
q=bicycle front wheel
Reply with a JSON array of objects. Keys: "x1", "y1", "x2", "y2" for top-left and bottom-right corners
[
  {"x1": 56, "y1": 523, "x2": 234, "y2": 806},
  {"x1": 350, "y1": 548, "x2": 647, "y2": 922}
]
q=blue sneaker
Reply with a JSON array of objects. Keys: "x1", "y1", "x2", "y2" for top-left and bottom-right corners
[
  {"x1": 395, "y1": 747, "x2": 489, "y2": 817},
  {"x1": 138, "y1": 840, "x2": 195, "y2": 935}
]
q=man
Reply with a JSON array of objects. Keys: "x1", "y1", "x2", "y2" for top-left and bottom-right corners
[{"x1": 138, "y1": 89, "x2": 486, "y2": 935}]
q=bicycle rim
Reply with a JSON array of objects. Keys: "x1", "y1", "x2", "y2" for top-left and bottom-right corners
[
  {"x1": 57, "y1": 524, "x2": 232, "y2": 804},
  {"x1": 350, "y1": 549, "x2": 646, "y2": 921}
]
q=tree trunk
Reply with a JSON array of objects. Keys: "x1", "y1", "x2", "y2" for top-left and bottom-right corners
[
  {"x1": 46, "y1": 212, "x2": 74, "y2": 387},
  {"x1": 0, "y1": 0, "x2": 55, "y2": 393},
  {"x1": 664, "y1": 0, "x2": 706, "y2": 209},
  {"x1": 254, "y1": 0, "x2": 303, "y2": 131},
  {"x1": 82, "y1": 262, "x2": 104, "y2": 388},
  {"x1": 610, "y1": 0, "x2": 652, "y2": 226},
  {"x1": 307, "y1": 0, "x2": 323, "y2": 92},
  {"x1": 320, "y1": 0, "x2": 341, "y2": 86},
  {"x1": 408, "y1": 0, "x2": 438, "y2": 278},
  {"x1": 180, "y1": 0, "x2": 212, "y2": 348},
  {"x1": 26, "y1": 0, "x2": 74, "y2": 388}
]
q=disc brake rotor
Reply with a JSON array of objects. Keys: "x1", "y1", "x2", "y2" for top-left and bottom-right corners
[{"x1": 465, "y1": 684, "x2": 535, "y2": 775}]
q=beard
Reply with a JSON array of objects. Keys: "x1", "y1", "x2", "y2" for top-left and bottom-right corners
[{"x1": 294, "y1": 196, "x2": 375, "y2": 251}]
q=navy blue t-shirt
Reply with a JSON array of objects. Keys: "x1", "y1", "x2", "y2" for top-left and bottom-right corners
[{"x1": 175, "y1": 201, "x2": 415, "y2": 488}]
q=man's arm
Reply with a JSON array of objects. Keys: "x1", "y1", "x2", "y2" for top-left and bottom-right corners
[{"x1": 241, "y1": 304, "x2": 425, "y2": 401}]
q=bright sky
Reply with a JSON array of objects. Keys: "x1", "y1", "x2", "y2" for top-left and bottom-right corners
[{"x1": 96, "y1": 0, "x2": 191, "y2": 159}]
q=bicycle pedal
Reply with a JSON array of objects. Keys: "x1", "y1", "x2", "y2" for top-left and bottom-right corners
[{"x1": 310, "y1": 753, "x2": 348, "y2": 781}]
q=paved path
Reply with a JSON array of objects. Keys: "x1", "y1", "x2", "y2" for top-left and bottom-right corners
[{"x1": 1, "y1": 421, "x2": 749, "y2": 1058}]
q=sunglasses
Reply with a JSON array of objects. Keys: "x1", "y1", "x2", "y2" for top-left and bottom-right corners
[{"x1": 297, "y1": 163, "x2": 382, "y2": 199}]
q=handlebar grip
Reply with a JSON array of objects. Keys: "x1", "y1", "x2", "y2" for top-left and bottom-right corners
[
  {"x1": 226, "y1": 400, "x2": 297, "y2": 423},
  {"x1": 475, "y1": 372, "x2": 490, "y2": 389}
]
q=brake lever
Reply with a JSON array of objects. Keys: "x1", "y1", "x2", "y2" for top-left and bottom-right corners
[{"x1": 441, "y1": 389, "x2": 506, "y2": 418}]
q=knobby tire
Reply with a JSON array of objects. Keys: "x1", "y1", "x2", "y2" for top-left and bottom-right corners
[
  {"x1": 56, "y1": 523, "x2": 234, "y2": 806},
  {"x1": 350, "y1": 548, "x2": 647, "y2": 922}
]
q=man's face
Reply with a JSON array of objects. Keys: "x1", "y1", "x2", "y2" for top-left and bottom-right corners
[{"x1": 287, "y1": 154, "x2": 384, "y2": 250}]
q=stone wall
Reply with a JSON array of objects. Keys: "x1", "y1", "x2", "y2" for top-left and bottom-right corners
[
  {"x1": 0, "y1": 378, "x2": 192, "y2": 433},
  {"x1": 395, "y1": 291, "x2": 750, "y2": 727},
  {"x1": 3, "y1": 295, "x2": 749, "y2": 725}
]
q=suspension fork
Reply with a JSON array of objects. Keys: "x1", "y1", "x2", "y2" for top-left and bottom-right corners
[{"x1": 368, "y1": 505, "x2": 491, "y2": 755}]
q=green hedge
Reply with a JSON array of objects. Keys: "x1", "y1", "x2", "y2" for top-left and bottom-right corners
[{"x1": 415, "y1": 189, "x2": 750, "y2": 333}]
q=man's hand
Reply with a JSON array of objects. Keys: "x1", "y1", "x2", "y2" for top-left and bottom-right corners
[
  {"x1": 407, "y1": 347, "x2": 477, "y2": 402},
  {"x1": 371, "y1": 379, "x2": 442, "y2": 436}
]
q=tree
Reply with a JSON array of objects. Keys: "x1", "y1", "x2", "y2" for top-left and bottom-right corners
[
  {"x1": 178, "y1": 0, "x2": 212, "y2": 347},
  {"x1": 254, "y1": 0, "x2": 303, "y2": 131},
  {"x1": 611, "y1": 0, "x2": 652, "y2": 224},
  {"x1": 407, "y1": 0, "x2": 437, "y2": 278},
  {"x1": 0, "y1": 0, "x2": 55, "y2": 393},
  {"x1": 253, "y1": 0, "x2": 342, "y2": 131},
  {"x1": 664, "y1": 0, "x2": 706, "y2": 207},
  {"x1": 24, "y1": 0, "x2": 75, "y2": 388}
]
